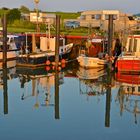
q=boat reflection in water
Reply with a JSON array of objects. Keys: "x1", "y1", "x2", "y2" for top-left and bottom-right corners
[
  {"x1": 77, "y1": 66, "x2": 114, "y2": 127},
  {"x1": 116, "y1": 72, "x2": 140, "y2": 124},
  {"x1": 77, "y1": 67, "x2": 107, "y2": 97},
  {"x1": 16, "y1": 66, "x2": 65, "y2": 119}
]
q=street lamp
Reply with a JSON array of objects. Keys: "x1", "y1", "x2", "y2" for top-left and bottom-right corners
[{"x1": 34, "y1": 0, "x2": 40, "y2": 32}]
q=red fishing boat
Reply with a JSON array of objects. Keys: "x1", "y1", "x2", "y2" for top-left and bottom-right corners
[{"x1": 115, "y1": 35, "x2": 140, "y2": 73}]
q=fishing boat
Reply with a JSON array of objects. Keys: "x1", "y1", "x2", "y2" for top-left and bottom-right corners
[
  {"x1": 77, "y1": 55, "x2": 107, "y2": 68},
  {"x1": 16, "y1": 34, "x2": 73, "y2": 68},
  {"x1": 77, "y1": 36, "x2": 108, "y2": 68},
  {"x1": 0, "y1": 35, "x2": 20, "y2": 62},
  {"x1": 115, "y1": 35, "x2": 140, "y2": 73}
]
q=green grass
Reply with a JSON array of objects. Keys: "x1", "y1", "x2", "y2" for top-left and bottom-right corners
[
  {"x1": 46, "y1": 11, "x2": 81, "y2": 20},
  {"x1": 7, "y1": 27, "x2": 36, "y2": 33},
  {"x1": 0, "y1": 9, "x2": 94, "y2": 36}
]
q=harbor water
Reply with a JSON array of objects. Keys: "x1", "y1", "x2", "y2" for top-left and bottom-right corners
[{"x1": 0, "y1": 63, "x2": 140, "y2": 140}]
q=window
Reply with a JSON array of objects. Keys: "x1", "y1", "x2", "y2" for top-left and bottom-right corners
[
  {"x1": 95, "y1": 14, "x2": 101, "y2": 20},
  {"x1": 113, "y1": 15, "x2": 118, "y2": 20},
  {"x1": 138, "y1": 86, "x2": 140, "y2": 92},
  {"x1": 91, "y1": 15, "x2": 95, "y2": 19},
  {"x1": 128, "y1": 39, "x2": 133, "y2": 52},
  {"x1": 61, "y1": 48, "x2": 63, "y2": 53},
  {"x1": 132, "y1": 87, "x2": 135, "y2": 92},
  {"x1": 105, "y1": 15, "x2": 109, "y2": 20},
  {"x1": 133, "y1": 39, "x2": 137, "y2": 52},
  {"x1": 80, "y1": 15, "x2": 86, "y2": 20},
  {"x1": 105, "y1": 14, "x2": 118, "y2": 20}
]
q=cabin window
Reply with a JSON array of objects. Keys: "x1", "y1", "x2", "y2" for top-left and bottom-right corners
[
  {"x1": 138, "y1": 86, "x2": 140, "y2": 92},
  {"x1": 133, "y1": 39, "x2": 137, "y2": 52},
  {"x1": 128, "y1": 39, "x2": 133, "y2": 52},
  {"x1": 59, "y1": 39, "x2": 63, "y2": 46},
  {"x1": 127, "y1": 87, "x2": 129, "y2": 92},
  {"x1": 61, "y1": 48, "x2": 63, "y2": 52},
  {"x1": 132, "y1": 87, "x2": 135, "y2": 92}
]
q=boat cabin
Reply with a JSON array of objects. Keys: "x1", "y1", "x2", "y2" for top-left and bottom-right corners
[
  {"x1": 0, "y1": 34, "x2": 19, "y2": 50},
  {"x1": 125, "y1": 35, "x2": 140, "y2": 56},
  {"x1": 84, "y1": 36, "x2": 106, "y2": 57}
]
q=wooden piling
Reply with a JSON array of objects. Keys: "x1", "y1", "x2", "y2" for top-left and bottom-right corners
[
  {"x1": 107, "y1": 15, "x2": 114, "y2": 57},
  {"x1": 55, "y1": 15, "x2": 60, "y2": 69},
  {"x1": 104, "y1": 14, "x2": 114, "y2": 127},
  {"x1": 2, "y1": 14, "x2": 7, "y2": 67}
]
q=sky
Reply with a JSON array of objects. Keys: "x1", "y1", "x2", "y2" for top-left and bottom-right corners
[{"x1": 0, "y1": 0, "x2": 139, "y2": 14}]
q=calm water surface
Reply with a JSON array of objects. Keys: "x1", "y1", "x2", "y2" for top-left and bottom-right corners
[{"x1": 0, "y1": 65, "x2": 140, "y2": 140}]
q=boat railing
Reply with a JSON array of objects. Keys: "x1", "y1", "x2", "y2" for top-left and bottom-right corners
[
  {"x1": 0, "y1": 48, "x2": 20, "y2": 52},
  {"x1": 123, "y1": 51, "x2": 135, "y2": 56}
]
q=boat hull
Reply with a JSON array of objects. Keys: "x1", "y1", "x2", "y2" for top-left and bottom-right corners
[
  {"x1": 17, "y1": 49, "x2": 72, "y2": 67},
  {"x1": 0, "y1": 51, "x2": 17, "y2": 62},
  {"x1": 77, "y1": 55, "x2": 107, "y2": 68},
  {"x1": 116, "y1": 57, "x2": 140, "y2": 73}
]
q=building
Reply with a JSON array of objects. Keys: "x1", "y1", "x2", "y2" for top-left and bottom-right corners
[
  {"x1": 78, "y1": 10, "x2": 137, "y2": 32},
  {"x1": 30, "y1": 12, "x2": 56, "y2": 24}
]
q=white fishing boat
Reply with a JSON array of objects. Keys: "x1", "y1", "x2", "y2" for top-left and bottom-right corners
[
  {"x1": 77, "y1": 36, "x2": 107, "y2": 68},
  {"x1": 77, "y1": 55, "x2": 107, "y2": 68}
]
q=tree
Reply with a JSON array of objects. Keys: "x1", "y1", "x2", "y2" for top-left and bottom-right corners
[
  {"x1": 2, "y1": 7, "x2": 9, "y2": 10},
  {"x1": 7, "y1": 8, "x2": 21, "y2": 23},
  {"x1": 19, "y1": 5, "x2": 30, "y2": 13}
]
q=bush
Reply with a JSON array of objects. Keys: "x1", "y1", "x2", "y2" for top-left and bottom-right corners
[{"x1": 8, "y1": 20, "x2": 35, "y2": 29}]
